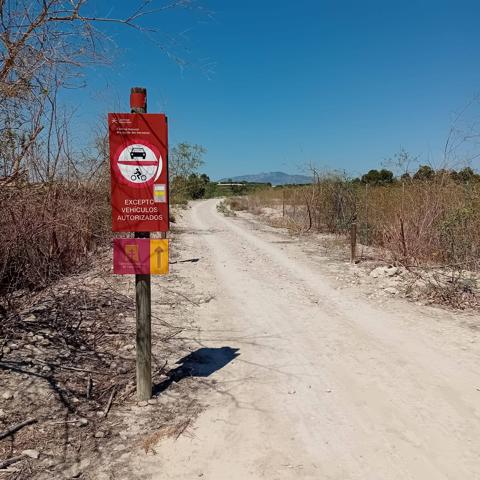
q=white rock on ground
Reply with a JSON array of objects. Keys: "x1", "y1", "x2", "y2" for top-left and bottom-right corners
[
  {"x1": 2, "y1": 390, "x2": 13, "y2": 400},
  {"x1": 369, "y1": 266, "x2": 387, "y2": 278},
  {"x1": 370, "y1": 266, "x2": 399, "y2": 278},
  {"x1": 384, "y1": 287, "x2": 400, "y2": 295},
  {"x1": 22, "y1": 449, "x2": 40, "y2": 459}
]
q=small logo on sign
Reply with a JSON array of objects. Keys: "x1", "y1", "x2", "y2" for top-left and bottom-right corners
[
  {"x1": 125, "y1": 244, "x2": 139, "y2": 262},
  {"x1": 154, "y1": 184, "x2": 167, "y2": 203}
]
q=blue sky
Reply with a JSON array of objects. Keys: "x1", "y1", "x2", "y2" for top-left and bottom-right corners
[{"x1": 70, "y1": 0, "x2": 480, "y2": 179}]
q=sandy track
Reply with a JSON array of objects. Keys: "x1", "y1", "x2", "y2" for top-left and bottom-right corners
[{"x1": 137, "y1": 198, "x2": 480, "y2": 479}]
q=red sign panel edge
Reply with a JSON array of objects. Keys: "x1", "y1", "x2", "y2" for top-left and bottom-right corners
[{"x1": 108, "y1": 113, "x2": 169, "y2": 233}]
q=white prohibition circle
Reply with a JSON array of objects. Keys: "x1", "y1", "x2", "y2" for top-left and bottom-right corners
[{"x1": 117, "y1": 144, "x2": 162, "y2": 184}]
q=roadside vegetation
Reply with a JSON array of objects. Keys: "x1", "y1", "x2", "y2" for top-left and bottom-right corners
[
  {"x1": 0, "y1": 2, "x2": 205, "y2": 299},
  {"x1": 169, "y1": 143, "x2": 271, "y2": 204},
  {"x1": 0, "y1": 3, "x2": 209, "y2": 477},
  {"x1": 226, "y1": 164, "x2": 480, "y2": 308}
]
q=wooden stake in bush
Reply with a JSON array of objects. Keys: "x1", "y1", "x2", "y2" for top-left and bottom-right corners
[
  {"x1": 364, "y1": 183, "x2": 369, "y2": 245},
  {"x1": 400, "y1": 217, "x2": 407, "y2": 261},
  {"x1": 350, "y1": 216, "x2": 357, "y2": 263}
]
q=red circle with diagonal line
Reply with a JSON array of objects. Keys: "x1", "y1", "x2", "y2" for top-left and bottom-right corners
[{"x1": 114, "y1": 141, "x2": 163, "y2": 188}]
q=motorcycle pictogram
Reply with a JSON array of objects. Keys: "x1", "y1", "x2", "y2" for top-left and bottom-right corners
[{"x1": 131, "y1": 168, "x2": 147, "y2": 182}]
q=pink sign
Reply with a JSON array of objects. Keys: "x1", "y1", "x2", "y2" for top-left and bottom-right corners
[
  {"x1": 113, "y1": 238, "x2": 150, "y2": 274},
  {"x1": 113, "y1": 238, "x2": 169, "y2": 275}
]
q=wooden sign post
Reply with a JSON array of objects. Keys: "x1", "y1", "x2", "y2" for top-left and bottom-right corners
[
  {"x1": 108, "y1": 87, "x2": 169, "y2": 401},
  {"x1": 131, "y1": 88, "x2": 152, "y2": 402}
]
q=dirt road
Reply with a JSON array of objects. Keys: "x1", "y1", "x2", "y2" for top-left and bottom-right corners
[{"x1": 137, "y1": 198, "x2": 480, "y2": 479}]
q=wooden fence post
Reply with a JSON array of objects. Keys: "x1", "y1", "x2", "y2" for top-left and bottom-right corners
[
  {"x1": 350, "y1": 216, "x2": 357, "y2": 263},
  {"x1": 131, "y1": 87, "x2": 152, "y2": 401}
]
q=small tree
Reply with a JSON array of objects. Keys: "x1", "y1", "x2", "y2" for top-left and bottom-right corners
[
  {"x1": 413, "y1": 165, "x2": 435, "y2": 181},
  {"x1": 186, "y1": 173, "x2": 210, "y2": 199},
  {"x1": 169, "y1": 142, "x2": 207, "y2": 203},
  {"x1": 457, "y1": 167, "x2": 478, "y2": 183},
  {"x1": 361, "y1": 168, "x2": 394, "y2": 186},
  {"x1": 170, "y1": 143, "x2": 206, "y2": 180}
]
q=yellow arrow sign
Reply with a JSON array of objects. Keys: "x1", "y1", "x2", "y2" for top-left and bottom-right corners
[
  {"x1": 150, "y1": 239, "x2": 169, "y2": 275},
  {"x1": 154, "y1": 247, "x2": 163, "y2": 269}
]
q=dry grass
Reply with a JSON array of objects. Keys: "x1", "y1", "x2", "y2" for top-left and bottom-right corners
[
  {"x1": 0, "y1": 181, "x2": 110, "y2": 296},
  {"x1": 240, "y1": 176, "x2": 480, "y2": 272}
]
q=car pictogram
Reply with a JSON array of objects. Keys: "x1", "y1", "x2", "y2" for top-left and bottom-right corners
[{"x1": 130, "y1": 147, "x2": 147, "y2": 159}]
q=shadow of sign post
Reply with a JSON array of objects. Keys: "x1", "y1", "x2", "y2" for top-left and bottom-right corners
[{"x1": 154, "y1": 347, "x2": 240, "y2": 395}]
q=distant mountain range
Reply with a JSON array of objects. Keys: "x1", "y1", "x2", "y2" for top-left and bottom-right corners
[{"x1": 218, "y1": 171, "x2": 312, "y2": 186}]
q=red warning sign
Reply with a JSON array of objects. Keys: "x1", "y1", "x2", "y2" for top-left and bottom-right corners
[{"x1": 108, "y1": 113, "x2": 169, "y2": 232}]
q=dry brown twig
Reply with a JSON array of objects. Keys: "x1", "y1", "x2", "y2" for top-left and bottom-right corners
[
  {"x1": 103, "y1": 387, "x2": 116, "y2": 418},
  {"x1": 0, "y1": 418, "x2": 37, "y2": 441}
]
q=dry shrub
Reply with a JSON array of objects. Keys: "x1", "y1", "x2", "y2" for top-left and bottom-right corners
[
  {"x1": 244, "y1": 177, "x2": 480, "y2": 271},
  {"x1": 216, "y1": 200, "x2": 236, "y2": 217},
  {"x1": 227, "y1": 196, "x2": 249, "y2": 211},
  {"x1": 0, "y1": 182, "x2": 110, "y2": 294},
  {"x1": 423, "y1": 270, "x2": 478, "y2": 308},
  {"x1": 358, "y1": 179, "x2": 480, "y2": 269}
]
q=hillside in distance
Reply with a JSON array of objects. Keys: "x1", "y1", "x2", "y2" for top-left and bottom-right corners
[{"x1": 218, "y1": 171, "x2": 312, "y2": 186}]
